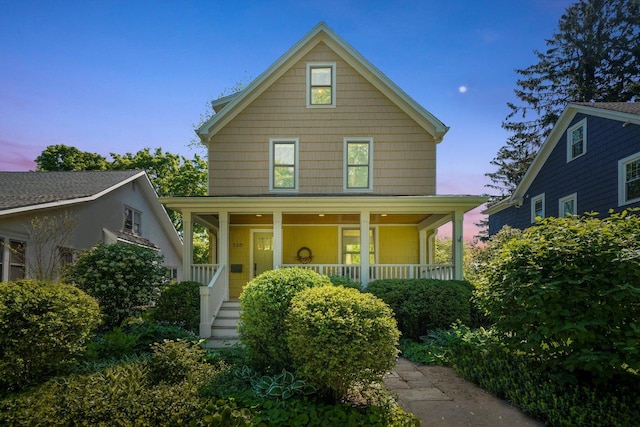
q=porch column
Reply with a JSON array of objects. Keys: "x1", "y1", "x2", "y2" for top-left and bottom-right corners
[
  {"x1": 452, "y1": 210, "x2": 464, "y2": 280},
  {"x1": 273, "y1": 210, "x2": 283, "y2": 268},
  {"x1": 427, "y1": 230, "x2": 436, "y2": 264},
  {"x1": 183, "y1": 209, "x2": 193, "y2": 281},
  {"x1": 360, "y1": 210, "x2": 370, "y2": 286},
  {"x1": 219, "y1": 211, "x2": 230, "y2": 301},
  {"x1": 419, "y1": 229, "x2": 428, "y2": 264}
]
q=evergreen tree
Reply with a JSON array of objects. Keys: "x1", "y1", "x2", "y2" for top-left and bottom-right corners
[{"x1": 486, "y1": 0, "x2": 640, "y2": 201}]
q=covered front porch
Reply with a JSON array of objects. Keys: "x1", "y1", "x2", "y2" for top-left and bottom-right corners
[{"x1": 160, "y1": 195, "x2": 485, "y2": 338}]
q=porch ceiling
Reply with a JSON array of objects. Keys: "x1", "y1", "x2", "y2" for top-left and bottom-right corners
[{"x1": 228, "y1": 213, "x2": 430, "y2": 225}]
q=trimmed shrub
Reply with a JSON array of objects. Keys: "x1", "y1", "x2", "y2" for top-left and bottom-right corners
[
  {"x1": 287, "y1": 285, "x2": 400, "y2": 400},
  {"x1": 0, "y1": 354, "x2": 252, "y2": 426},
  {"x1": 328, "y1": 274, "x2": 361, "y2": 289},
  {"x1": 367, "y1": 279, "x2": 472, "y2": 339},
  {"x1": 238, "y1": 268, "x2": 330, "y2": 372},
  {"x1": 64, "y1": 243, "x2": 169, "y2": 329},
  {"x1": 0, "y1": 280, "x2": 101, "y2": 392},
  {"x1": 151, "y1": 280, "x2": 201, "y2": 333},
  {"x1": 148, "y1": 339, "x2": 206, "y2": 385},
  {"x1": 476, "y1": 212, "x2": 640, "y2": 380}
]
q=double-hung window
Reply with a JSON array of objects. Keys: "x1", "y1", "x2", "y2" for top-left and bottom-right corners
[
  {"x1": 567, "y1": 119, "x2": 587, "y2": 161},
  {"x1": 9, "y1": 240, "x2": 25, "y2": 281},
  {"x1": 559, "y1": 193, "x2": 577, "y2": 217},
  {"x1": 531, "y1": 193, "x2": 545, "y2": 223},
  {"x1": 270, "y1": 138, "x2": 298, "y2": 191},
  {"x1": 307, "y1": 63, "x2": 335, "y2": 107},
  {"x1": 344, "y1": 138, "x2": 373, "y2": 191},
  {"x1": 619, "y1": 152, "x2": 640, "y2": 206},
  {"x1": 124, "y1": 206, "x2": 142, "y2": 235},
  {"x1": 341, "y1": 228, "x2": 375, "y2": 265}
]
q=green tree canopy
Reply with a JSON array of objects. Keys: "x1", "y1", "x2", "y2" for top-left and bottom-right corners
[{"x1": 35, "y1": 144, "x2": 109, "y2": 171}]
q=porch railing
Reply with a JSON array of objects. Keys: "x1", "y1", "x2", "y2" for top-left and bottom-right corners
[
  {"x1": 195, "y1": 264, "x2": 225, "y2": 338},
  {"x1": 280, "y1": 263, "x2": 454, "y2": 283}
]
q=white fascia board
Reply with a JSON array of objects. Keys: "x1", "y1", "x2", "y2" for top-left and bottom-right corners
[
  {"x1": 197, "y1": 22, "x2": 448, "y2": 143},
  {"x1": 159, "y1": 195, "x2": 487, "y2": 215}
]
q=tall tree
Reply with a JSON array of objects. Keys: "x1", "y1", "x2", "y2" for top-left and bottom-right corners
[
  {"x1": 486, "y1": 0, "x2": 640, "y2": 201},
  {"x1": 35, "y1": 144, "x2": 108, "y2": 171}
]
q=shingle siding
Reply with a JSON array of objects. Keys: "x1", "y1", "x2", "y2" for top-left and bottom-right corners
[{"x1": 489, "y1": 111, "x2": 640, "y2": 235}]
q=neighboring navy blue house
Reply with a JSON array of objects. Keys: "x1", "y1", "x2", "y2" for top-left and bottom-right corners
[{"x1": 485, "y1": 102, "x2": 640, "y2": 236}]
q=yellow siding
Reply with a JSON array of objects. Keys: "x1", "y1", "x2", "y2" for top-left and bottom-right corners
[
  {"x1": 378, "y1": 226, "x2": 419, "y2": 264},
  {"x1": 228, "y1": 225, "x2": 273, "y2": 298},
  {"x1": 208, "y1": 42, "x2": 436, "y2": 196},
  {"x1": 283, "y1": 225, "x2": 339, "y2": 265}
]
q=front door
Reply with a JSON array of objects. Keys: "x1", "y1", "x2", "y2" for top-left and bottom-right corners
[{"x1": 253, "y1": 232, "x2": 273, "y2": 278}]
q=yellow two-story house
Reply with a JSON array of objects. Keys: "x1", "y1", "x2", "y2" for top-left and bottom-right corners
[{"x1": 160, "y1": 23, "x2": 485, "y2": 339}]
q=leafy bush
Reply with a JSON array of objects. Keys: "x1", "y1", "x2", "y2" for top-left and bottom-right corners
[
  {"x1": 0, "y1": 341, "x2": 252, "y2": 426},
  {"x1": 0, "y1": 280, "x2": 101, "y2": 392},
  {"x1": 148, "y1": 339, "x2": 206, "y2": 385},
  {"x1": 151, "y1": 280, "x2": 201, "y2": 333},
  {"x1": 328, "y1": 274, "x2": 361, "y2": 289},
  {"x1": 439, "y1": 326, "x2": 640, "y2": 427},
  {"x1": 476, "y1": 212, "x2": 640, "y2": 380},
  {"x1": 287, "y1": 285, "x2": 400, "y2": 401},
  {"x1": 64, "y1": 243, "x2": 169, "y2": 329},
  {"x1": 238, "y1": 268, "x2": 330, "y2": 372},
  {"x1": 367, "y1": 279, "x2": 472, "y2": 339}
]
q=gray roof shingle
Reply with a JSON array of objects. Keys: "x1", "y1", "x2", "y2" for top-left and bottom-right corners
[
  {"x1": 0, "y1": 170, "x2": 144, "y2": 211},
  {"x1": 574, "y1": 101, "x2": 640, "y2": 116}
]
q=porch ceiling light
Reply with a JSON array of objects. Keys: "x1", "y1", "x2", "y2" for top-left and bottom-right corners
[
  {"x1": 318, "y1": 214, "x2": 325, "y2": 216},
  {"x1": 256, "y1": 214, "x2": 262, "y2": 217}
]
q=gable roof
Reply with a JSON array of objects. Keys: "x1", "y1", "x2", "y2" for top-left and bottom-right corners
[
  {"x1": 197, "y1": 22, "x2": 449, "y2": 143},
  {"x1": 484, "y1": 102, "x2": 640, "y2": 215},
  {"x1": 0, "y1": 170, "x2": 145, "y2": 214}
]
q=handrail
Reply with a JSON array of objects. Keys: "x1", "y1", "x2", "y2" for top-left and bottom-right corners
[
  {"x1": 280, "y1": 263, "x2": 454, "y2": 282},
  {"x1": 199, "y1": 263, "x2": 226, "y2": 338}
]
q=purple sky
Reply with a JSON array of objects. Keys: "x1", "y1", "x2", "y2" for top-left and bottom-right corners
[{"x1": 0, "y1": 0, "x2": 575, "y2": 240}]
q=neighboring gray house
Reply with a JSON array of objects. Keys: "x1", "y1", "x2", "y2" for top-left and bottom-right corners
[
  {"x1": 0, "y1": 170, "x2": 183, "y2": 282},
  {"x1": 485, "y1": 102, "x2": 640, "y2": 235}
]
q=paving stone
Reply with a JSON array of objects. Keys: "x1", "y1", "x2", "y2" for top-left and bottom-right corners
[{"x1": 394, "y1": 387, "x2": 452, "y2": 401}]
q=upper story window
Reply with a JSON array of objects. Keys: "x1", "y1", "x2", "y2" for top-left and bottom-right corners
[
  {"x1": 559, "y1": 193, "x2": 577, "y2": 217},
  {"x1": 531, "y1": 193, "x2": 545, "y2": 223},
  {"x1": 567, "y1": 118, "x2": 587, "y2": 161},
  {"x1": 307, "y1": 63, "x2": 335, "y2": 107},
  {"x1": 619, "y1": 151, "x2": 640, "y2": 206},
  {"x1": 124, "y1": 206, "x2": 142, "y2": 235},
  {"x1": 270, "y1": 138, "x2": 299, "y2": 191},
  {"x1": 344, "y1": 138, "x2": 373, "y2": 191}
]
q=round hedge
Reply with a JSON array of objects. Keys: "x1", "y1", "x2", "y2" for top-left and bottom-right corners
[
  {"x1": 287, "y1": 285, "x2": 400, "y2": 400},
  {"x1": 0, "y1": 280, "x2": 101, "y2": 392},
  {"x1": 238, "y1": 267, "x2": 331, "y2": 372}
]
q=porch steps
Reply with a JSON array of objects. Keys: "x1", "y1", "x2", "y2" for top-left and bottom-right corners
[{"x1": 204, "y1": 299, "x2": 242, "y2": 349}]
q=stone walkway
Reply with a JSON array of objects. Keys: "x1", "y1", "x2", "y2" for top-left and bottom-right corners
[{"x1": 384, "y1": 358, "x2": 544, "y2": 426}]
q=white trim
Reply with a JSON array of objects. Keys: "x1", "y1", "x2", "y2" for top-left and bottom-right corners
[
  {"x1": 306, "y1": 62, "x2": 336, "y2": 108},
  {"x1": 343, "y1": 137, "x2": 374, "y2": 192},
  {"x1": 618, "y1": 151, "x2": 640, "y2": 206},
  {"x1": 531, "y1": 193, "x2": 545, "y2": 223},
  {"x1": 558, "y1": 193, "x2": 577, "y2": 217},
  {"x1": 269, "y1": 138, "x2": 299, "y2": 192},
  {"x1": 567, "y1": 118, "x2": 587, "y2": 162},
  {"x1": 338, "y1": 225, "x2": 377, "y2": 265}
]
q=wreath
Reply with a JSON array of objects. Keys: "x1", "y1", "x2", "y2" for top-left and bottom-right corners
[{"x1": 296, "y1": 246, "x2": 313, "y2": 264}]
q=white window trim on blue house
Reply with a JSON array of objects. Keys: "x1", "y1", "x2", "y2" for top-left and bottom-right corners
[
  {"x1": 567, "y1": 118, "x2": 587, "y2": 162},
  {"x1": 618, "y1": 151, "x2": 640, "y2": 206},
  {"x1": 559, "y1": 193, "x2": 577, "y2": 217},
  {"x1": 531, "y1": 193, "x2": 545, "y2": 223}
]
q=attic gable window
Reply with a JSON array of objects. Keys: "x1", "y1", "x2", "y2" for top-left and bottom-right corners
[
  {"x1": 619, "y1": 152, "x2": 640, "y2": 206},
  {"x1": 307, "y1": 63, "x2": 335, "y2": 107},
  {"x1": 567, "y1": 118, "x2": 587, "y2": 161},
  {"x1": 270, "y1": 138, "x2": 299, "y2": 191},
  {"x1": 124, "y1": 206, "x2": 142, "y2": 235}
]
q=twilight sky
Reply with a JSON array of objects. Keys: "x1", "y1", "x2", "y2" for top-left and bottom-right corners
[{"x1": 0, "y1": 0, "x2": 576, "y2": 240}]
